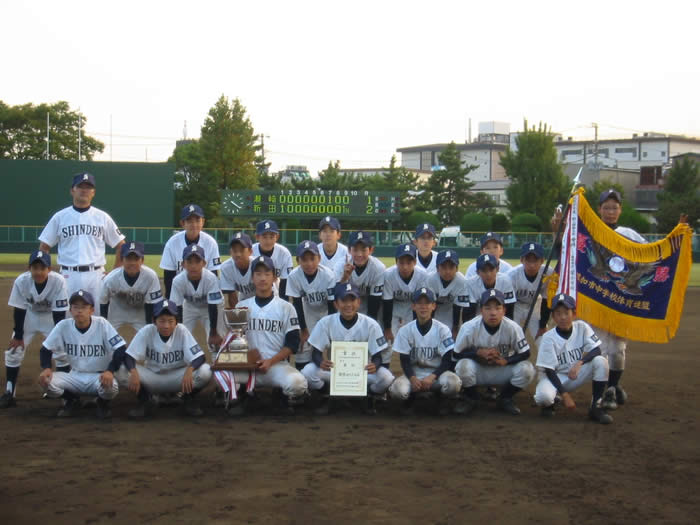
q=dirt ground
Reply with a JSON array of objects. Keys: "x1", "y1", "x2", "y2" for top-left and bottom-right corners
[{"x1": 0, "y1": 278, "x2": 698, "y2": 525}]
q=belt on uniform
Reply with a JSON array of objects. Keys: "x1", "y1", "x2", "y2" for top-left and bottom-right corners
[{"x1": 61, "y1": 265, "x2": 102, "y2": 272}]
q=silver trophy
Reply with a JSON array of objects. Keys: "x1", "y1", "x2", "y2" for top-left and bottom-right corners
[{"x1": 212, "y1": 307, "x2": 259, "y2": 370}]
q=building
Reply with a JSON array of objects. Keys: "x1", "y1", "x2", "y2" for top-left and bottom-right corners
[{"x1": 338, "y1": 167, "x2": 433, "y2": 184}]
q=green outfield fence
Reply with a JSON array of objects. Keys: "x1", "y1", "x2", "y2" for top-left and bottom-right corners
[{"x1": 1, "y1": 226, "x2": 698, "y2": 260}]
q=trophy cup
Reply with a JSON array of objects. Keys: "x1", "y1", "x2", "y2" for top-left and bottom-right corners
[{"x1": 211, "y1": 307, "x2": 261, "y2": 370}]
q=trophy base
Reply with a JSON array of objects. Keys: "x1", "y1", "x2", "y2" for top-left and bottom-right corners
[{"x1": 212, "y1": 349, "x2": 261, "y2": 371}]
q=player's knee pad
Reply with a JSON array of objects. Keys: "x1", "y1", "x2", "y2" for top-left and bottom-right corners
[
  {"x1": 511, "y1": 361, "x2": 536, "y2": 388},
  {"x1": 283, "y1": 371, "x2": 308, "y2": 398},
  {"x1": 389, "y1": 376, "x2": 410, "y2": 400},
  {"x1": 5, "y1": 346, "x2": 26, "y2": 368},
  {"x1": 98, "y1": 378, "x2": 119, "y2": 400},
  {"x1": 439, "y1": 371, "x2": 462, "y2": 398},
  {"x1": 454, "y1": 359, "x2": 477, "y2": 387},
  {"x1": 533, "y1": 379, "x2": 557, "y2": 406},
  {"x1": 194, "y1": 363, "x2": 212, "y2": 389},
  {"x1": 592, "y1": 355, "x2": 609, "y2": 382}
]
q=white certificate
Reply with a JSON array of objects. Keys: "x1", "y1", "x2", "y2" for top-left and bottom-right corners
[{"x1": 330, "y1": 341, "x2": 368, "y2": 396}]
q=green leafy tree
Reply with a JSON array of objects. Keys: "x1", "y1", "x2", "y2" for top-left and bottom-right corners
[
  {"x1": 422, "y1": 142, "x2": 477, "y2": 224},
  {"x1": 656, "y1": 157, "x2": 699, "y2": 232},
  {"x1": 255, "y1": 134, "x2": 271, "y2": 179},
  {"x1": 619, "y1": 206, "x2": 651, "y2": 234},
  {"x1": 491, "y1": 213, "x2": 510, "y2": 231},
  {"x1": 0, "y1": 100, "x2": 104, "y2": 160},
  {"x1": 404, "y1": 211, "x2": 440, "y2": 231},
  {"x1": 460, "y1": 212, "x2": 491, "y2": 232},
  {"x1": 511, "y1": 212, "x2": 542, "y2": 232},
  {"x1": 200, "y1": 95, "x2": 259, "y2": 190},
  {"x1": 501, "y1": 120, "x2": 570, "y2": 230},
  {"x1": 169, "y1": 140, "x2": 221, "y2": 224},
  {"x1": 316, "y1": 161, "x2": 364, "y2": 191}
]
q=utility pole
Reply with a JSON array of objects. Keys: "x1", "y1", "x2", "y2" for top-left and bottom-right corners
[
  {"x1": 592, "y1": 122, "x2": 599, "y2": 168},
  {"x1": 259, "y1": 134, "x2": 270, "y2": 176},
  {"x1": 78, "y1": 112, "x2": 82, "y2": 161},
  {"x1": 45, "y1": 112, "x2": 50, "y2": 159}
]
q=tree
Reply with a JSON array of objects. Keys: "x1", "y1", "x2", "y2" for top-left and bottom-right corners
[
  {"x1": 0, "y1": 100, "x2": 104, "y2": 160},
  {"x1": 316, "y1": 161, "x2": 364, "y2": 191},
  {"x1": 511, "y1": 213, "x2": 542, "y2": 232},
  {"x1": 619, "y1": 206, "x2": 652, "y2": 234},
  {"x1": 460, "y1": 212, "x2": 491, "y2": 232},
  {"x1": 255, "y1": 134, "x2": 271, "y2": 179},
  {"x1": 501, "y1": 120, "x2": 570, "y2": 230},
  {"x1": 656, "y1": 157, "x2": 699, "y2": 232},
  {"x1": 422, "y1": 142, "x2": 477, "y2": 225},
  {"x1": 169, "y1": 140, "x2": 221, "y2": 224},
  {"x1": 491, "y1": 213, "x2": 510, "y2": 231},
  {"x1": 199, "y1": 95, "x2": 259, "y2": 190}
]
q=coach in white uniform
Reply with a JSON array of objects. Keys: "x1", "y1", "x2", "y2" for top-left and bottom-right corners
[{"x1": 39, "y1": 173, "x2": 125, "y2": 301}]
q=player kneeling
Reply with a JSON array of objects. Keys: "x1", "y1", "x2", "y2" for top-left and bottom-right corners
[
  {"x1": 388, "y1": 288, "x2": 461, "y2": 416},
  {"x1": 533, "y1": 294, "x2": 612, "y2": 424},
  {"x1": 302, "y1": 283, "x2": 394, "y2": 415},
  {"x1": 121, "y1": 299, "x2": 212, "y2": 419},
  {"x1": 38, "y1": 290, "x2": 125, "y2": 419},
  {"x1": 453, "y1": 289, "x2": 535, "y2": 416}
]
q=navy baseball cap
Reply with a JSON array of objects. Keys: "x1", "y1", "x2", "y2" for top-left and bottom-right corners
[
  {"x1": 599, "y1": 189, "x2": 622, "y2": 205},
  {"x1": 552, "y1": 293, "x2": 576, "y2": 310},
  {"x1": 480, "y1": 288, "x2": 505, "y2": 306},
  {"x1": 476, "y1": 253, "x2": 499, "y2": 270},
  {"x1": 415, "y1": 223, "x2": 436, "y2": 238},
  {"x1": 520, "y1": 242, "x2": 544, "y2": 258},
  {"x1": 153, "y1": 299, "x2": 178, "y2": 318},
  {"x1": 182, "y1": 244, "x2": 206, "y2": 261},
  {"x1": 229, "y1": 232, "x2": 253, "y2": 249},
  {"x1": 181, "y1": 204, "x2": 205, "y2": 220},
  {"x1": 480, "y1": 232, "x2": 502, "y2": 247},
  {"x1": 395, "y1": 243, "x2": 417, "y2": 259},
  {"x1": 297, "y1": 240, "x2": 320, "y2": 257},
  {"x1": 348, "y1": 231, "x2": 374, "y2": 247},
  {"x1": 121, "y1": 241, "x2": 145, "y2": 258},
  {"x1": 412, "y1": 287, "x2": 436, "y2": 303},
  {"x1": 28, "y1": 250, "x2": 51, "y2": 267},
  {"x1": 335, "y1": 282, "x2": 361, "y2": 300},
  {"x1": 72, "y1": 172, "x2": 95, "y2": 188},
  {"x1": 252, "y1": 255, "x2": 275, "y2": 272},
  {"x1": 69, "y1": 289, "x2": 95, "y2": 306},
  {"x1": 318, "y1": 216, "x2": 341, "y2": 231},
  {"x1": 436, "y1": 250, "x2": 459, "y2": 266},
  {"x1": 256, "y1": 220, "x2": 279, "y2": 235}
]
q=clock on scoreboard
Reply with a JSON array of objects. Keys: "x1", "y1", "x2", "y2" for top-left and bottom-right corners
[{"x1": 222, "y1": 190, "x2": 400, "y2": 219}]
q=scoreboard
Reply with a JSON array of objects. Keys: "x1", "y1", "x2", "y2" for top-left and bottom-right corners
[{"x1": 221, "y1": 190, "x2": 400, "y2": 219}]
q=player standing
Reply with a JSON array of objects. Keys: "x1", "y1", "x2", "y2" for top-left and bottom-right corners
[
  {"x1": 464, "y1": 232, "x2": 513, "y2": 278},
  {"x1": 462, "y1": 254, "x2": 516, "y2": 321},
  {"x1": 1, "y1": 251, "x2": 69, "y2": 408},
  {"x1": 318, "y1": 216, "x2": 349, "y2": 280},
  {"x1": 340, "y1": 231, "x2": 385, "y2": 319},
  {"x1": 219, "y1": 232, "x2": 256, "y2": 308},
  {"x1": 425, "y1": 250, "x2": 469, "y2": 337},
  {"x1": 38, "y1": 172, "x2": 125, "y2": 301},
  {"x1": 413, "y1": 223, "x2": 439, "y2": 274},
  {"x1": 252, "y1": 220, "x2": 294, "y2": 301}
]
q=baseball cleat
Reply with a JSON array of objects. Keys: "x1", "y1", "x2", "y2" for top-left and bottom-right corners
[
  {"x1": 615, "y1": 386, "x2": 628, "y2": 406},
  {"x1": 226, "y1": 400, "x2": 245, "y2": 417},
  {"x1": 601, "y1": 386, "x2": 618, "y2": 410},
  {"x1": 96, "y1": 398, "x2": 112, "y2": 419},
  {"x1": 0, "y1": 392, "x2": 16, "y2": 408},
  {"x1": 481, "y1": 386, "x2": 499, "y2": 401},
  {"x1": 313, "y1": 396, "x2": 332, "y2": 416},
  {"x1": 399, "y1": 397, "x2": 415, "y2": 417},
  {"x1": 497, "y1": 397, "x2": 521, "y2": 415},
  {"x1": 365, "y1": 396, "x2": 378, "y2": 415},
  {"x1": 589, "y1": 406, "x2": 613, "y2": 424},
  {"x1": 57, "y1": 398, "x2": 78, "y2": 418},
  {"x1": 540, "y1": 405, "x2": 555, "y2": 418},
  {"x1": 183, "y1": 396, "x2": 204, "y2": 417},
  {"x1": 453, "y1": 397, "x2": 477, "y2": 416}
]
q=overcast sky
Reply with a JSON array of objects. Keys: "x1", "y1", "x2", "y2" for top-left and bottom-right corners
[{"x1": 4, "y1": 1, "x2": 698, "y2": 175}]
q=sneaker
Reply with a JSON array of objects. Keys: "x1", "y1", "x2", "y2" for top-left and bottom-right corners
[
  {"x1": 615, "y1": 386, "x2": 628, "y2": 406},
  {"x1": 601, "y1": 386, "x2": 618, "y2": 410},
  {"x1": 453, "y1": 397, "x2": 477, "y2": 416},
  {"x1": 57, "y1": 398, "x2": 78, "y2": 418},
  {"x1": 0, "y1": 392, "x2": 16, "y2": 408},
  {"x1": 96, "y1": 398, "x2": 112, "y2": 419},
  {"x1": 497, "y1": 397, "x2": 521, "y2": 415},
  {"x1": 226, "y1": 399, "x2": 245, "y2": 417},
  {"x1": 540, "y1": 405, "x2": 555, "y2": 418},
  {"x1": 183, "y1": 396, "x2": 203, "y2": 417},
  {"x1": 589, "y1": 406, "x2": 613, "y2": 424}
]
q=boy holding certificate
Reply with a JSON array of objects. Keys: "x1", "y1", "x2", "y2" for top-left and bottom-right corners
[{"x1": 302, "y1": 283, "x2": 394, "y2": 415}]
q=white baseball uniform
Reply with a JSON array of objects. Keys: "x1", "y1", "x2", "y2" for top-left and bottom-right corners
[
  {"x1": 382, "y1": 265, "x2": 428, "y2": 363},
  {"x1": 463, "y1": 274, "x2": 516, "y2": 308},
  {"x1": 286, "y1": 265, "x2": 337, "y2": 365},
  {"x1": 320, "y1": 242, "x2": 349, "y2": 281},
  {"x1": 425, "y1": 271, "x2": 469, "y2": 329},
  {"x1": 219, "y1": 256, "x2": 256, "y2": 303},
  {"x1": 389, "y1": 319, "x2": 461, "y2": 400},
  {"x1": 507, "y1": 264, "x2": 553, "y2": 340},
  {"x1": 416, "y1": 250, "x2": 439, "y2": 274},
  {"x1": 160, "y1": 231, "x2": 221, "y2": 273},
  {"x1": 123, "y1": 324, "x2": 212, "y2": 394},
  {"x1": 534, "y1": 321, "x2": 608, "y2": 406},
  {"x1": 7, "y1": 271, "x2": 69, "y2": 368},
  {"x1": 251, "y1": 243, "x2": 294, "y2": 280},
  {"x1": 99, "y1": 266, "x2": 162, "y2": 331},
  {"x1": 170, "y1": 268, "x2": 225, "y2": 338},
  {"x1": 465, "y1": 258, "x2": 514, "y2": 279},
  {"x1": 39, "y1": 205, "x2": 125, "y2": 300},
  {"x1": 347, "y1": 256, "x2": 385, "y2": 314},
  {"x1": 42, "y1": 316, "x2": 123, "y2": 399},
  {"x1": 454, "y1": 316, "x2": 535, "y2": 389},
  {"x1": 302, "y1": 313, "x2": 394, "y2": 394},
  {"x1": 235, "y1": 296, "x2": 307, "y2": 399}
]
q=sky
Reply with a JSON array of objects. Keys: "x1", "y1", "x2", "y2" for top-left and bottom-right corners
[{"x1": 3, "y1": 0, "x2": 699, "y2": 175}]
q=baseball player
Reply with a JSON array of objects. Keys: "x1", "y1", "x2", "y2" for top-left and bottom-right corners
[
  {"x1": 382, "y1": 243, "x2": 428, "y2": 368},
  {"x1": 286, "y1": 241, "x2": 337, "y2": 371},
  {"x1": 506, "y1": 242, "x2": 553, "y2": 342},
  {"x1": 413, "y1": 223, "x2": 439, "y2": 274},
  {"x1": 99, "y1": 242, "x2": 162, "y2": 334},
  {"x1": 388, "y1": 288, "x2": 462, "y2": 416},
  {"x1": 318, "y1": 216, "x2": 349, "y2": 280},
  {"x1": 169, "y1": 245, "x2": 225, "y2": 350},
  {"x1": 1, "y1": 251, "x2": 69, "y2": 408},
  {"x1": 160, "y1": 204, "x2": 221, "y2": 298},
  {"x1": 219, "y1": 232, "x2": 256, "y2": 308},
  {"x1": 37, "y1": 290, "x2": 125, "y2": 418},
  {"x1": 462, "y1": 254, "x2": 516, "y2": 322},
  {"x1": 340, "y1": 231, "x2": 385, "y2": 319},
  {"x1": 120, "y1": 299, "x2": 212, "y2": 418},
  {"x1": 534, "y1": 293, "x2": 612, "y2": 424},
  {"x1": 38, "y1": 172, "x2": 125, "y2": 301},
  {"x1": 302, "y1": 283, "x2": 394, "y2": 415},
  {"x1": 453, "y1": 289, "x2": 535, "y2": 416},
  {"x1": 232, "y1": 255, "x2": 307, "y2": 414},
  {"x1": 252, "y1": 220, "x2": 294, "y2": 301},
  {"x1": 425, "y1": 250, "x2": 469, "y2": 337},
  {"x1": 464, "y1": 232, "x2": 514, "y2": 279}
]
